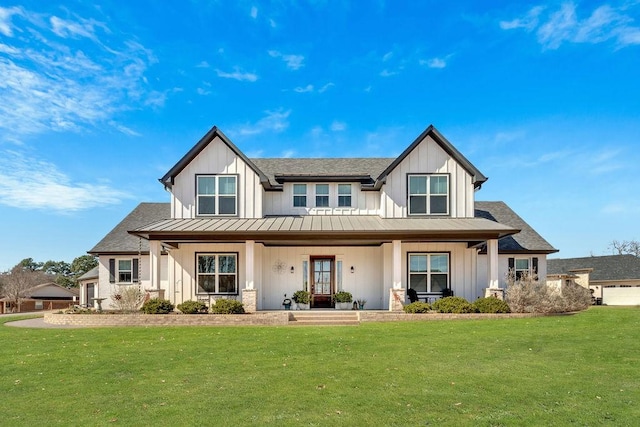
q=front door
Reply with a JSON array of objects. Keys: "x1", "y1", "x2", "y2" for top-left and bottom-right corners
[{"x1": 311, "y1": 257, "x2": 334, "y2": 308}]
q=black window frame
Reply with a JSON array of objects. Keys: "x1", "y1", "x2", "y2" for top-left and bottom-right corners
[
  {"x1": 195, "y1": 174, "x2": 238, "y2": 217},
  {"x1": 195, "y1": 252, "x2": 239, "y2": 295},
  {"x1": 407, "y1": 173, "x2": 450, "y2": 216}
]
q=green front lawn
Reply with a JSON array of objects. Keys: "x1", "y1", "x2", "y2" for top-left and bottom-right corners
[{"x1": 1, "y1": 307, "x2": 638, "y2": 426}]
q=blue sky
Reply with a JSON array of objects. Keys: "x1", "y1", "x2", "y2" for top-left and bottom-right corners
[{"x1": 0, "y1": 0, "x2": 639, "y2": 271}]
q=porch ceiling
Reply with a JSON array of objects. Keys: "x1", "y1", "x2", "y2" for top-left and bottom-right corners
[{"x1": 129, "y1": 215, "x2": 519, "y2": 246}]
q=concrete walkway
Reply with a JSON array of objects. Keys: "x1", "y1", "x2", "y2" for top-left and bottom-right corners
[{"x1": 2, "y1": 312, "x2": 83, "y2": 329}]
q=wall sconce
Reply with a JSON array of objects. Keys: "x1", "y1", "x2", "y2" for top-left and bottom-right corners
[
  {"x1": 350, "y1": 266, "x2": 355, "y2": 274},
  {"x1": 290, "y1": 266, "x2": 295, "y2": 274}
]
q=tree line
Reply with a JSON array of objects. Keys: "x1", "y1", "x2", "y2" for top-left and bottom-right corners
[{"x1": 0, "y1": 255, "x2": 98, "y2": 313}]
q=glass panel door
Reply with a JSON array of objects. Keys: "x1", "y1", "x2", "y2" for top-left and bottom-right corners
[{"x1": 311, "y1": 257, "x2": 334, "y2": 308}]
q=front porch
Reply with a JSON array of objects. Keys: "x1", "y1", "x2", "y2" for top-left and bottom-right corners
[{"x1": 131, "y1": 215, "x2": 514, "y2": 311}]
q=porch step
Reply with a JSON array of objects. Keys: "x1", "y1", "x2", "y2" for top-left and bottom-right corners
[{"x1": 288, "y1": 311, "x2": 360, "y2": 326}]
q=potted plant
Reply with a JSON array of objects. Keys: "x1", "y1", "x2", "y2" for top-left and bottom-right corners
[
  {"x1": 292, "y1": 290, "x2": 311, "y2": 310},
  {"x1": 282, "y1": 294, "x2": 292, "y2": 310},
  {"x1": 333, "y1": 291, "x2": 353, "y2": 310},
  {"x1": 357, "y1": 298, "x2": 367, "y2": 310}
]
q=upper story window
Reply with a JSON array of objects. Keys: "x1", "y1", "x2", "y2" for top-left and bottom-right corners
[
  {"x1": 316, "y1": 184, "x2": 329, "y2": 207},
  {"x1": 408, "y1": 174, "x2": 449, "y2": 215},
  {"x1": 197, "y1": 253, "x2": 238, "y2": 294},
  {"x1": 293, "y1": 184, "x2": 307, "y2": 207},
  {"x1": 338, "y1": 184, "x2": 352, "y2": 207},
  {"x1": 197, "y1": 175, "x2": 237, "y2": 216}
]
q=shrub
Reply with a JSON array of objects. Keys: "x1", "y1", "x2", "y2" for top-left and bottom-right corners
[
  {"x1": 210, "y1": 299, "x2": 245, "y2": 314},
  {"x1": 177, "y1": 300, "x2": 208, "y2": 314},
  {"x1": 333, "y1": 291, "x2": 353, "y2": 303},
  {"x1": 472, "y1": 297, "x2": 511, "y2": 313},
  {"x1": 110, "y1": 285, "x2": 145, "y2": 312},
  {"x1": 505, "y1": 269, "x2": 592, "y2": 314},
  {"x1": 141, "y1": 298, "x2": 175, "y2": 314},
  {"x1": 403, "y1": 301, "x2": 431, "y2": 313},
  {"x1": 558, "y1": 282, "x2": 592, "y2": 312},
  {"x1": 292, "y1": 290, "x2": 311, "y2": 304},
  {"x1": 432, "y1": 296, "x2": 474, "y2": 313}
]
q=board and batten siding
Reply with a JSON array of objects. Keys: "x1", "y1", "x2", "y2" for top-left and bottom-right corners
[
  {"x1": 380, "y1": 134, "x2": 475, "y2": 218},
  {"x1": 263, "y1": 182, "x2": 380, "y2": 216},
  {"x1": 169, "y1": 136, "x2": 263, "y2": 219},
  {"x1": 400, "y1": 242, "x2": 479, "y2": 301}
]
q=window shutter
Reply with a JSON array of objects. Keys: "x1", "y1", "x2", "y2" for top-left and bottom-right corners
[
  {"x1": 508, "y1": 257, "x2": 515, "y2": 270},
  {"x1": 109, "y1": 259, "x2": 115, "y2": 283},
  {"x1": 133, "y1": 258, "x2": 139, "y2": 283},
  {"x1": 532, "y1": 257, "x2": 539, "y2": 275}
]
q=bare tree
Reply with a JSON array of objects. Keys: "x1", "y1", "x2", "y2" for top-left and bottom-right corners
[
  {"x1": 0, "y1": 266, "x2": 48, "y2": 313},
  {"x1": 609, "y1": 240, "x2": 640, "y2": 257}
]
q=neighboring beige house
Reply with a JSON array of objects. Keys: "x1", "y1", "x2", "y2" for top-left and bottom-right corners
[
  {"x1": 88, "y1": 125, "x2": 557, "y2": 311},
  {"x1": 548, "y1": 255, "x2": 640, "y2": 305}
]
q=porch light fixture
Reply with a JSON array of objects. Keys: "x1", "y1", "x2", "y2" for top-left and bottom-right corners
[
  {"x1": 290, "y1": 266, "x2": 295, "y2": 274},
  {"x1": 350, "y1": 266, "x2": 355, "y2": 273}
]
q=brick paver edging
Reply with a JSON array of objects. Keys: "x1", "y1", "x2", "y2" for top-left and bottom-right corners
[{"x1": 45, "y1": 312, "x2": 290, "y2": 327}]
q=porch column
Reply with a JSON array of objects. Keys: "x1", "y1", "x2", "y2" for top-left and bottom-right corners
[
  {"x1": 389, "y1": 239, "x2": 405, "y2": 311},
  {"x1": 484, "y1": 239, "x2": 504, "y2": 299},
  {"x1": 149, "y1": 240, "x2": 164, "y2": 300},
  {"x1": 243, "y1": 240, "x2": 257, "y2": 312}
]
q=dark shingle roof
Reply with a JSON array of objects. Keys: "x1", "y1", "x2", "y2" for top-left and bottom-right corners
[
  {"x1": 88, "y1": 203, "x2": 170, "y2": 254},
  {"x1": 78, "y1": 266, "x2": 99, "y2": 281},
  {"x1": 475, "y1": 201, "x2": 558, "y2": 254},
  {"x1": 548, "y1": 255, "x2": 640, "y2": 281},
  {"x1": 251, "y1": 158, "x2": 392, "y2": 186}
]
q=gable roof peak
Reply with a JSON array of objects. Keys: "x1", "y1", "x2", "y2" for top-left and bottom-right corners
[
  {"x1": 159, "y1": 126, "x2": 270, "y2": 189},
  {"x1": 376, "y1": 124, "x2": 488, "y2": 189}
]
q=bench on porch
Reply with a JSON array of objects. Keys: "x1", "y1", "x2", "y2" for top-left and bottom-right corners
[{"x1": 407, "y1": 288, "x2": 454, "y2": 304}]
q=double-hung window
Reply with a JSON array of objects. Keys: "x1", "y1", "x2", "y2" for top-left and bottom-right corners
[
  {"x1": 293, "y1": 184, "x2": 307, "y2": 207},
  {"x1": 197, "y1": 175, "x2": 237, "y2": 216},
  {"x1": 118, "y1": 259, "x2": 133, "y2": 283},
  {"x1": 509, "y1": 257, "x2": 538, "y2": 280},
  {"x1": 316, "y1": 184, "x2": 329, "y2": 207},
  {"x1": 338, "y1": 184, "x2": 352, "y2": 207},
  {"x1": 408, "y1": 253, "x2": 449, "y2": 293},
  {"x1": 108, "y1": 258, "x2": 139, "y2": 284},
  {"x1": 408, "y1": 174, "x2": 449, "y2": 215},
  {"x1": 197, "y1": 253, "x2": 238, "y2": 294}
]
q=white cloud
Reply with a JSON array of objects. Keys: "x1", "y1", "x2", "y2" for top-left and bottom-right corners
[
  {"x1": 0, "y1": 7, "x2": 160, "y2": 140},
  {"x1": 196, "y1": 60, "x2": 210, "y2": 68},
  {"x1": 382, "y1": 51, "x2": 393, "y2": 61},
  {"x1": 0, "y1": 149, "x2": 131, "y2": 211},
  {"x1": 500, "y1": 6, "x2": 545, "y2": 30},
  {"x1": 281, "y1": 149, "x2": 295, "y2": 158},
  {"x1": 502, "y1": 3, "x2": 640, "y2": 49},
  {"x1": 50, "y1": 15, "x2": 106, "y2": 41},
  {"x1": 294, "y1": 84, "x2": 314, "y2": 93},
  {"x1": 0, "y1": 6, "x2": 22, "y2": 36},
  {"x1": 422, "y1": 57, "x2": 447, "y2": 68},
  {"x1": 215, "y1": 67, "x2": 258, "y2": 82},
  {"x1": 318, "y1": 82, "x2": 334, "y2": 93},
  {"x1": 233, "y1": 109, "x2": 291, "y2": 136},
  {"x1": 108, "y1": 121, "x2": 141, "y2": 137},
  {"x1": 379, "y1": 69, "x2": 397, "y2": 77},
  {"x1": 250, "y1": 6, "x2": 258, "y2": 19},
  {"x1": 268, "y1": 50, "x2": 305, "y2": 70},
  {"x1": 197, "y1": 87, "x2": 211, "y2": 95},
  {"x1": 330, "y1": 121, "x2": 346, "y2": 131}
]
